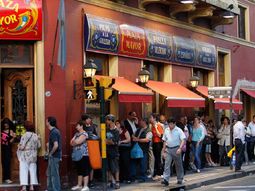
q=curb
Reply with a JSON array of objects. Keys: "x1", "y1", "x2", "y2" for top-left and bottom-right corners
[{"x1": 165, "y1": 168, "x2": 255, "y2": 191}]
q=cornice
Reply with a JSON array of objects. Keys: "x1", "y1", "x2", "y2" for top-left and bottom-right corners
[{"x1": 76, "y1": 0, "x2": 255, "y2": 49}]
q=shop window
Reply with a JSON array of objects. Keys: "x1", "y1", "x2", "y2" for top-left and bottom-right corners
[
  {"x1": 238, "y1": 5, "x2": 249, "y2": 40},
  {"x1": 193, "y1": 68, "x2": 209, "y2": 86},
  {"x1": 86, "y1": 52, "x2": 109, "y2": 76},
  {"x1": 0, "y1": 42, "x2": 34, "y2": 66},
  {"x1": 218, "y1": 53, "x2": 225, "y2": 86}
]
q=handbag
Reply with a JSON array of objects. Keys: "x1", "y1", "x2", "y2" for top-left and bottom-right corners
[
  {"x1": 71, "y1": 132, "x2": 87, "y2": 161},
  {"x1": 71, "y1": 146, "x2": 83, "y2": 161},
  {"x1": 130, "y1": 143, "x2": 143, "y2": 159},
  {"x1": 17, "y1": 133, "x2": 33, "y2": 161}
]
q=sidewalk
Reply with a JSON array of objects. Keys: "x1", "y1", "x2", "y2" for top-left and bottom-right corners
[
  {"x1": 2, "y1": 164, "x2": 255, "y2": 190},
  {"x1": 87, "y1": 164, "x2": 255, "y2": 191}
]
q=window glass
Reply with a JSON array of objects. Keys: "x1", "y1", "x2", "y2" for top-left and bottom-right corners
[
  {"x1": 86, "y1": 52, "x2": 109, "y2": 76},
  {"x1": 238, "y1": 6, "x2": 246, "y2": 39},
  {"x1": 218, "y1": 53, "x2": 225, "y2": 86},
  {"x1": 0, "y1": 42, "x2": 33, "y2": 65}
]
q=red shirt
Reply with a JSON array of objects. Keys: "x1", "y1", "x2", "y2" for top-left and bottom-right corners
[{"x1": 152, "y1": 123, "x2": 163, "y2": 143}]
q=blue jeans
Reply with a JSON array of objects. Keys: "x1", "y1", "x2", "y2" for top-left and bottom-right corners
[
  {"x1": 47, "y1": 157, "x2": 61, "y2": 191},
  {"x1": 130, "y1": 151, "x2": 148, "y2": 181},
  {"x1": 192, "y1": 141, "x2": 202, "y2": 170}
]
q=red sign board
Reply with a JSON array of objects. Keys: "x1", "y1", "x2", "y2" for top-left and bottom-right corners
[
  {"x1": 0, "y1": 0, "x2": 42, "y2": 40},
  {"x1": 119, "y1": 24, "x2": 146, "y2": 58}
]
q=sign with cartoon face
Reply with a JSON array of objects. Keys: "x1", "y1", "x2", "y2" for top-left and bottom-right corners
[{"x1": 0, "y1": 0, "x2": 42, "y2": 40}]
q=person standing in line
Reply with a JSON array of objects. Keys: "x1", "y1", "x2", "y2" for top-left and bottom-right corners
[
  {"x1": 217, "y1": 117, "x2": 231, "y2": 166},
  {"x1": 81, "y1": 114, "x2": 97, "y2": 188},
  {"x1": 191, "y1": 117, "x2": 205, "y2": 173},
  {"x1": 116, "y1": 120, "x2": 131, "y2": 184},
  {"x1": 161, "y1": 118, "x2": 186, "y2": 186},
  {"x1": 150, "y1": 113, "x2": 164, "y2": 179},
  {"x1": 124, "y1": 111, "x2": 138, "y2": 138},
  {"x1": 131, "y1": 118, "x2": 152, "y2": 182},
  {"x1": 1, "y1": 118, "x2": 16, "y2": 184},
  {"x1": 18, "y1": 121, "x2": 41, "y2": 191},
  {"x1": 248, "y1": 115, "x2": 255, "y2": 161},
  {"x1": 46, "y1": 116, "x2": 62, "y2": 191},
  {"x1": 233, "y1": 115, "x2": 245, "y2": 172},
  {"x1": 70, "y1": 120, "x2": 90, "y2": 191},
  {"x1": 159, "y1": 114, "x2": 168, "y2": 130},
  {"x1": 105, "y1": 114, "x2": 120, "y2": 189}
]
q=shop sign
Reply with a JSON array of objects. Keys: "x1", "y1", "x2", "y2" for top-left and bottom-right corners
[
  {"x1": 0, "y1": 0, "x2": 42, "y2": 40},
  {"x1": 146, "y1": 30, "x2": 173, "y2": 61},
  {"x1": 196, "y1": 41, "x2": 216, "y2": 69},
  {"x1": 86, "y1": 15, "x2": 119, "y2": 53},
  {"x1": 119, "y1": 24, "x2": 146, "y2": 58},
  {"x1": 173, "y1": 36, "x2": 195, "y2": 65}
]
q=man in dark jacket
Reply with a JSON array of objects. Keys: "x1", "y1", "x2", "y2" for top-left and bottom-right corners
[{"x1": 124, "y1": 111, "x2": 138, "y2": 138}]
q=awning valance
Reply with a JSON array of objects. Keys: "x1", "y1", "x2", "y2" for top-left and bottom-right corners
[
  {"x1": 95, "y1": 76, "x2": 153, "y2": 103},
  {"x1": 146, "y1": 81, "x2": 205, "y2": 108},
  {"x1": 241, "y1": 89, "x2": 255, "y2": 99},
  {"x1": 196, "y1": 86, "x2": 243, "y2": 110}
]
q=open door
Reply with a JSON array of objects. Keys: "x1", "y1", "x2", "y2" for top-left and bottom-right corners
[{"x1": 1, "y1": 69, "x2": 34, "y2": 182}]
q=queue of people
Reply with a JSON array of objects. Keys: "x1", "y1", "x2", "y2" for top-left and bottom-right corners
[{"x1": 1, "y1": 112, "x2": 255, "y2": 191}]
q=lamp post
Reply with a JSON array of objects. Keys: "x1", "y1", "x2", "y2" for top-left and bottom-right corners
[
  {"x1": 83, "y1": 59, "x2": 98, "y2": 78},
  {"x1": 190, "y1": 75, "x2": 200, "y2": 89},
  {"x1": 179, "y1": 0, "x2": 194, "y2": 4},
  {"x1": 138, "y1": 67, "x2": 150, "y2": 84}
]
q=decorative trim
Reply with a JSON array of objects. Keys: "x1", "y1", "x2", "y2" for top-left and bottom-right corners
[
  {"x1": 34, "y1": 40, "x2": 45, "y2": 156},
  {"x1": 76, "y1": 0, "x2": 255, "y2": 48}
]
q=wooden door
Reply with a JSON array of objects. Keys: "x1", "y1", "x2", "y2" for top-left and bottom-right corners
[
  {"x1": 3, "y1": 69, "x2": 34, "y2": 182},
  {"x1": 4, "y1": 70, "x2": 33, "y2": 122}
]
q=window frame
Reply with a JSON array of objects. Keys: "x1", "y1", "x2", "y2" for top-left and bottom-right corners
[{"x1": 237, "y1": 3, "x2": 250, "y2": 41}]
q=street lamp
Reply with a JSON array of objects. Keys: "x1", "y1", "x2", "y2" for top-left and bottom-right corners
[
  {"x1": 222, "y1": 11, "x2": 235, "y2": 19},
  {"x1": 138, "y1": 68, "x2": 150, "y2": 84},
  {"x1": 84, "y1": 59, "x2": 98, "y2": 78},
  {"x1": 180, "y1": 0, "x2": 194, "y2": 4},
  {"x1": 190, "y1": 75, "x2": 200, "y2": 88}
]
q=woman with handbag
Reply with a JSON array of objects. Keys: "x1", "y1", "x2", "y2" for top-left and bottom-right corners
[
  {"x1": 17, "y1": 121, "x2": 41, "y2": 191},
  {"x1": 70, "y1": 120, "x2": 90, "y2": 191},
  {"x1": 116, "y1": 120, "x2": 131, "y2": 184},
  {"x1": 130, "y1": 118, "x2": 152, "y2": 182}
]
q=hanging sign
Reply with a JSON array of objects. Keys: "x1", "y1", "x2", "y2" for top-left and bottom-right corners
[
  {"x1": 119, "y1": 24, "x2": 146, "y2": 58},
  {"x1": 146, "y1": 30, "x2": 173, "y2": 61},
  {"x1": 173, "y1": 36, "x2": 196, "y2": 65},
  {"x1": 0, "y1": 0, "x2": 42, "y2": 40},
  {"x1": 196, "y1": 41, "x2": 216, "y2": 69},
  {"x1": 86, "y1": 15, "x2": 119, "y2": 53}
]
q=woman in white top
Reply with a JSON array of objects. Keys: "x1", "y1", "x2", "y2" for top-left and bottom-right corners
[
  {"x1": 217, "y1": 117, "x2": 231, "y2": 166},
  {"x1": 17, "y1": 121, "x2": 41, "y2": 191}
]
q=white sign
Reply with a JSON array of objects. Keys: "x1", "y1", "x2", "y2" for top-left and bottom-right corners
[{"x1": 87, "y1": 90, "x2": 93, "y2": 99}]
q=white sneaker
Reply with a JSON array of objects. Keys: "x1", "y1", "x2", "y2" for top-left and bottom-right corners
[
  {"x1": 71, "y1": 185, "x2": 82, "y2": 190},
  {"x1": 81, "y1": 186, "x2": 90, "y2": 191},
  {"x1": 197, "y1": 169, "x2": 200, "y2": 173}
]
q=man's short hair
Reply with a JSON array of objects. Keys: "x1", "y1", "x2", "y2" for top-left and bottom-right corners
[
  {"x1": 237, "y1": 115, "x2": 244, "y2": 121},
  {"x1": 81, "y1": 114, "x2": 92, "y2": 121},
  {"x1": 105, "y1": 114, "x2": 115, "y2": 122},
  {"x1": 167, "y1": 118, "x2": 176, "y2": 124},
  {"x1": 47, "y1": 116, "x2": 57, "y2": 127}
]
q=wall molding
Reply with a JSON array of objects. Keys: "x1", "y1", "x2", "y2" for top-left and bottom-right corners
[{"x1": 77, "y1": 0, "x2": 255, "y2": 48}]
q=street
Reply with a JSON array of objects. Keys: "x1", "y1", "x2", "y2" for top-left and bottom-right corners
[{"x1": 191, "y1": 174, "x2": 255, "y2": 191}]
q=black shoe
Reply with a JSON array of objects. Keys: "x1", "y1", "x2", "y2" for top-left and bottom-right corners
[
  {"x1": 177, "y1": 180, "x2": 184, "y2": 185},
  {"x1": 161, "y1": 179, "x2": 169, "y2": 186},
  {"x1": 114, "y1": 182, "x2": 120, "y2": 190}
]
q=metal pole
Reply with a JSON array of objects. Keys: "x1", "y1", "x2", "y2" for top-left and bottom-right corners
[
  {"x1": 0, "y1": 69, "x2": 2, "y2": 183},
  {"x1": 230, "y1": 87, "x2": 233, "y2": 147},
  {"x1": 99, "y1": 86, "x2": 107, "y2": 191}
]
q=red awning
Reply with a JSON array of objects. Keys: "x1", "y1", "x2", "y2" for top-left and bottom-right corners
[
  {"x1": 214, "y1": 98, "x2": 243, "y2": 110},
  {"x1": 196, "y1": 86, "x2": 243, "y2": 110},
  {"x1": 241, "y1": 89, "x2": 255, "y2": 99},
  {"x1": 146, "y1": 81, "x2": 205, "y2": 108},
  {"x1": 95, "y1": 75, "x2": 153, "y2": 103}
]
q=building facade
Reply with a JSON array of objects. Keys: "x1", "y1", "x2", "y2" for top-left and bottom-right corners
[{"x1": 1, "y1": 0, "x2": 255, "y2": 188}]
